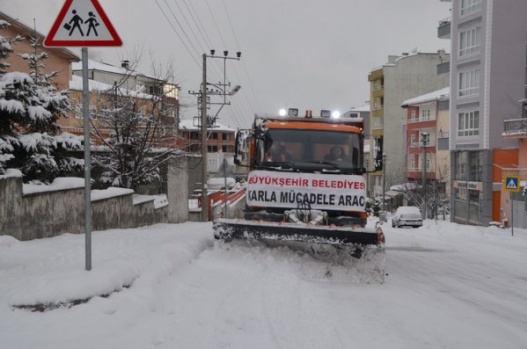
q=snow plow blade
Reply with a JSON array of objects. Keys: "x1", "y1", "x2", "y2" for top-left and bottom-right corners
[{"x1": 213, "y1": 218, "x2": 385, "y2": 247}]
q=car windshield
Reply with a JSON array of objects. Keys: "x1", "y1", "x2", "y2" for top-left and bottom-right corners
[{"x1": 256, "y1": 128, "x2": 362, "y2": 173}]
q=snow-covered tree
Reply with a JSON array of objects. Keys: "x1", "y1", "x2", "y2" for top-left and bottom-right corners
[
  {"x1": 85, "y1": 54, "x2": 180, "y2": 191},
  {"x1": 91, "y1": 96, "x2": 176, "y2": 190},
  {"x1": 0, "y1": 20, "x2": 23, "y2": 173},
  {"x1": 0, "y1": 22, "x2": 83, "y2": 182}
]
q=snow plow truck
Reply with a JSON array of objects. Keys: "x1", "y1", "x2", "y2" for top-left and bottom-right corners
[{"x1": 213, "y1": 109, "x2": 385, "y2": 260}]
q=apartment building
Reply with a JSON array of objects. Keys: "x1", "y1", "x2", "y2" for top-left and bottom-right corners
[
  {"x1": 438, "y1": 0, "x2": 527, "y2": 226},
  {"x1": 368, "y1": 51, "x2": 450, "y2": 198},
  {"x1": 402, "y1": 87, "x2": 451, "y2": 199}
]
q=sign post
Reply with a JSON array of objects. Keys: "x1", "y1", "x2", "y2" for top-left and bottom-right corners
[
  {"x1": 45, "y1": 0, "x2": 122, "y2": 270},
  {"x1": 502, "y1": 175, "x2": 521, "y2": 237}
]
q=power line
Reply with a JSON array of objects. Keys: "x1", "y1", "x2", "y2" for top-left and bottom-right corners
[
  {"x1": 153, "y1": 0, "x2": 200, "y2": 68},
  {"x1": 161, "y1": 0, "x2": 202, "y2": 59}
]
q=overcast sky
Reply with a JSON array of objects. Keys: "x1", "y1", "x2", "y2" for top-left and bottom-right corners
[{"x1": 2, "y1": 0, "x2": 452, "y2": 128}]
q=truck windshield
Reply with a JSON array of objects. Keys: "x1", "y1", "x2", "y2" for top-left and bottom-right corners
[{"x1": 258, "y1": 129, "x2": 362, "y2": 170}]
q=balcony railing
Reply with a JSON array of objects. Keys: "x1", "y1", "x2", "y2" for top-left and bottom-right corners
[
  {"x1": 503, "y1": 118, "x2": 527, "y2": 138},
  {"x1": 437, "y1": 17, "x2": 451, "y2": 39},
  {"x1": 408, "y1": 117, "x2": 436, "y2": 124}
]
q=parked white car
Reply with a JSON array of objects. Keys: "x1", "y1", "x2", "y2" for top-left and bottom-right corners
[{"x1": 392, "y1": 206, "x2": 423, "y2": 228}]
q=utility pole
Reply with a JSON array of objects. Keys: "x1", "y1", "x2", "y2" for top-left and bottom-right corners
[
  {"x1": 382, "y1": 153, "x2": 387, "y2": 216},
  {"x1": 190, "y1": 50, "x2": 241, "y2": 222},
  {"x1": 421, "y1": 132, "x2": 428, "y2": 220},
  {"x1": 200, "y1": 53, "x2": 208, "y2": 222}
]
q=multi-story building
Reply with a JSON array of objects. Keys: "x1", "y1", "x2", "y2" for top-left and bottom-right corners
[
  {"x1": 178, "y1": 119, "x2": 236, "y2": 173},
  {"x1": 368, "y1": 51, "x2": 450, "y2": 198},
  {"x1": 0, "y1": 11, "x2": 79, "y2": 90},
  {"x1": 402, "y1": 87, "x2": 451, "y2": 198},
  {"x1": 71, "y1": 59, "x2": 180, "y2": 127},
  {"x1": 438, "y1": 0, "x2": 527, "y2": 225},
  {"x1": 342, "y1": 104, "x2": 373, "y2": 195}
]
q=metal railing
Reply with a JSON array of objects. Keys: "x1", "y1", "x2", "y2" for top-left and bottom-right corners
[{"x1": 503, "y1": 118, "x2": 527, "y2": 136}]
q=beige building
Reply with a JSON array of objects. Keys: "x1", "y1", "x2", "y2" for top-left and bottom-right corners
[
  {"x1": 368, "y1": 51, "x2": 450, "y2": 198},
  {"x1": 0, "y1": 11, "x2": 79, "y2": 90}
]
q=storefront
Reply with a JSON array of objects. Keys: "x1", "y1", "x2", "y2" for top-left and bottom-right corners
[{"x1": 451, "y1": 150, "x2": 493, "y2": 226}]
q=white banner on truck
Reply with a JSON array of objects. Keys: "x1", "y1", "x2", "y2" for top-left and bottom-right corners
[{"x1": 246, "y1": 170, "x2": 366, "y2": 210}]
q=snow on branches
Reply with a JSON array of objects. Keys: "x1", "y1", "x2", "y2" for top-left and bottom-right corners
[{"x1": 0, "y1": 24, "x2": 82, "y2": 182}]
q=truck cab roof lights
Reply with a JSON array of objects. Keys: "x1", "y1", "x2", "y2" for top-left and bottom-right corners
[{"x1": 320, "y1": 110, "x2": 331, "y2": 118}]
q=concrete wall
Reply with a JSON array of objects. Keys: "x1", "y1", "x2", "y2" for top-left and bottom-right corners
[
  {"x1": 0, "y1": 156, "x2": 195, "y2": 241},
  {"x1": 167, "y1": 155, "x2": 191, "y2": 223}
]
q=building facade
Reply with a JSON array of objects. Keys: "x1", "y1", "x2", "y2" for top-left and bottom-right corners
[
  {"x1": 402, "y1": 88, "x2": 452, "y2": 206},
  {"x1": 368, "y1": 51, "x2": 450, "y2": 198},
  {"x1": 0, "y1": 11, "x2": 79, "y2": 90},
  {"x1": 439, "y1": 0, "x2": 527, "y2": 225}
]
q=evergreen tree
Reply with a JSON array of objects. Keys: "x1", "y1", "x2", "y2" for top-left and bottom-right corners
[
  {"x1": 0, "y1": 23, "x2": 82, "y2": 182},
  {"x1": 0, "y1": 19, "x2": 23, "y2": 174}
]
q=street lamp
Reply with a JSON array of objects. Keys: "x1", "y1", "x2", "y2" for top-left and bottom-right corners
[{"x1": 421, "y1": 132, "x2": 429, "y2": 220}]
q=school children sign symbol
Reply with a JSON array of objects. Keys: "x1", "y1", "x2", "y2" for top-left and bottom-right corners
[{"x1": 44, "y1": 0, "x2": 122, "y2": 47}]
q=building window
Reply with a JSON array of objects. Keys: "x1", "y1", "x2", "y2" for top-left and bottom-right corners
[
  {"x1": 410, "y1": 109, "x2": 417, "y2": 121},
  {"x1": 459, "y1": 69, "x2": 479, "y2": 97},
  {"x1": 222, "y1": 133, "x2": 228, "y2": 141},
  {"x1": 459, "y1": 27, "x2": 481, "y2": 57},
  {"x1": 373, "y1": 116, "x2": 383, "y2": 129},
  {"x1": 460, "y1": 0, "x2": 482, "y2": 16},
  {"x1": 420, "y1": 107, "x2": 432, "y2": 121},
  {"x1": 458, "y1": 110, "x2": 479, "y2": 137}
]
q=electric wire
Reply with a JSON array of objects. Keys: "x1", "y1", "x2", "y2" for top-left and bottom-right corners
[
  {"x1": 161, "y1": 0, "x2": 203, "y2": 60},
  {"x1": 154, "y1": 0, "x2": 257, "y2": 128},
  {"x1": 153, "y1": 0, "x2": 200, "y2": 68}
]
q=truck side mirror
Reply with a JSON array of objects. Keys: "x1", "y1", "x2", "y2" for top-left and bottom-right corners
[{"x1": 234, "y1": 129, "x2": 252, "y2": 166}]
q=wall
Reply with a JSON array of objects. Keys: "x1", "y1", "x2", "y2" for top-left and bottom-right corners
[{"x1": 0, "y1": 156, "x2": 196, "y2": 241}]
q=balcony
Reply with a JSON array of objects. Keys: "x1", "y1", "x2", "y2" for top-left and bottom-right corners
[
  {"x1": 437, "y1": 18, "x2": 451, "y2": 39},
  {"x1": 437, "y1": 61, "x2": 450, "y2": 75},
  {"x1": 502, "y1": 118, "x2": 527, "y2": 138}
]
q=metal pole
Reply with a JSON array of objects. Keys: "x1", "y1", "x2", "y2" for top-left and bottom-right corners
[
  {"x1": 422, "y1": 133, "x2": 427, "y2": 220},
  {"x1": 223, "y1": 160, "x2": 228, "y2": 218},
  {"x1": 511, "y1": 197, "x2": 514, "y2": 237},
  {"x1": 82, "y1": 48, "x2": 92, "y2": 271},
  {"x1": 200, "y1": 53, "x2": 209, "y2": 222},
  {"x1": 382, "y1": 153, "x2": 386, "y2": 214}
]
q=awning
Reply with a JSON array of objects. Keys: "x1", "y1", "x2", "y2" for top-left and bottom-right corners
[{"x1": 385, "y1": 190, "x2": 403, "y2": 198}]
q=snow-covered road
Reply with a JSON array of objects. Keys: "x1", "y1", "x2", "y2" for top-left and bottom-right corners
[{"x1": 1, "y1": 219, "x2": 526, "y2": 349}]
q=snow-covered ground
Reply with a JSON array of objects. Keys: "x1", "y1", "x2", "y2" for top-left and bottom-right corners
[{"x1": 1, "y1": 217, "x2": 526, "y2": 349}]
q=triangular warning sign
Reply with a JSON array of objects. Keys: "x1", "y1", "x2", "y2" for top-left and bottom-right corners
[
  {"x1": 506, "y1": 178, "x2": 518, "y2": 189},
  {"x1": 44, "y1": 0, "x2": 122, "y2": 47}
]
